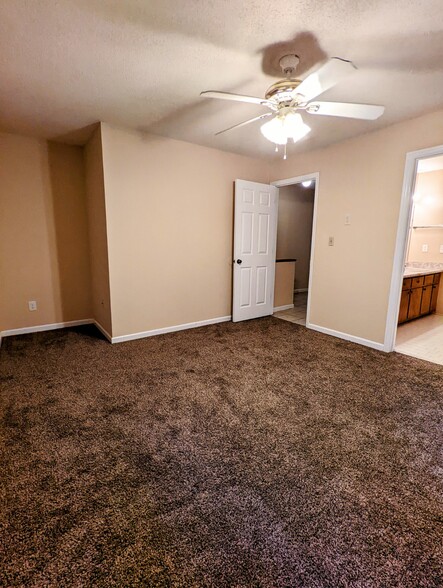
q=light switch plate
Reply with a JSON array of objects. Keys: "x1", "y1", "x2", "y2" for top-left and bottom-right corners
[
  {"x1": 328, "y1": 236, "x2": 334, "y2": 246},
  {"x1": 440, "y1": 245, "x2": 443, "y2": 254},
  {"x1": 28, "y1": 300, "x2": 37, "y2": 311},
  {"x1": 345, "y1": 214, "x2": 351, "y2": 225}
]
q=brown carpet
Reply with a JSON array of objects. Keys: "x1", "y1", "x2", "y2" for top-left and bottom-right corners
[{"x1": 1, "y1": 318, "x2": 442, "y2": 587}]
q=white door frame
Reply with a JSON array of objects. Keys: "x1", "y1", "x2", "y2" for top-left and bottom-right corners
[
  {"x1": 384, "y1": 143, "x2": 443, "y2": 352},
  {"x1": 271, "y1": 172, "x2": 320, "y2": 328}
]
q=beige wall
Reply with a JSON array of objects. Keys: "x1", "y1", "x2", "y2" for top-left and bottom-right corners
[
  {"x1": 100, "y1": 123, "x2": 270, "y2": 338},
  {"x1": 274, "y1": 262, "x2": 296, "y2": 307},
  {"x1": 84, "y1": 127, "x2": 113, "y2": 336},
  {"x1": 271, "y1": 108, "x2": 443, "y2": 345},
  {"x1": 0, "y1": 132, "x2": 91, "y2": 332},
  {"x1": 276, "y1": 184, "x2": 315, "y2": 290},
  {"x1": 408, "y1": 170, "x2": 443, "y2": 262}
]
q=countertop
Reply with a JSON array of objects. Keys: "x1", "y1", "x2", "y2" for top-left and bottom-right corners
[{"x1": 404, "y1": 265, "x2": 443, "y2": 277}]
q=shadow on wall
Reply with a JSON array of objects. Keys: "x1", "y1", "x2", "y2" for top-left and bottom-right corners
[{"x1": 45, "y1": 142, "x2": 93, "y2": 324}]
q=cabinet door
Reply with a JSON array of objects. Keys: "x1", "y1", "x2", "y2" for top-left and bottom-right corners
[
  {"x1": 430, "y1": 284, "x2": 439, "y2": 313},
  {"x1": 420, "y1": 286, "x2": 432, "y2": 315},
  {"x1": 398, "y1": 290, "x2": 410, "y2": 324},
  {"x1": 408, "y1": 288, "x2": 422, "y2": 320}
]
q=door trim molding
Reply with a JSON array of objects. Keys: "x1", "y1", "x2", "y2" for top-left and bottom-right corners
[
  {"x1": 271, "y1": 172, "x2": 320, "y2": 331},
  {"x1": 383, "y1": 143, "x2": 443, "y2": 352}
]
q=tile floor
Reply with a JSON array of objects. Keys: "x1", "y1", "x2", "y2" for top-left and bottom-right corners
[
  {"x1": 395, "y1": 313, "x2": 443, "y2": 366},
  {"x1": 274, "y1": 292, "x2": 308, "y2": 326}
]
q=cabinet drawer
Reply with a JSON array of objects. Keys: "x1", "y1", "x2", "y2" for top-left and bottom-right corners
[
  {"x1": 411, "y1": 275, "x2": 424, "y2": 288},
  {"x1": 402, "y1": 278, "x2": 412, "y2": 290}
]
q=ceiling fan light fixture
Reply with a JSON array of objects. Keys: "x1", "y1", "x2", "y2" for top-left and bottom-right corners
[
  {"x1": 284, "y1": 112, "x2": 311, "y2": 143},
  {"x1": 260, "y1": 112, "x2": 310, "y2": 145},
  {"x1": 260, "y1": 116, "x2": 287, "y2": 145}
]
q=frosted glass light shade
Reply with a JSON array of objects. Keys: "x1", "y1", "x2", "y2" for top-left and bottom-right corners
[
  {"x1": 260, "y1": 112, "x2": 311, "y2": 145},
  {"x1": 260, "y1": 116, "x2": 287, "y2": 144}
]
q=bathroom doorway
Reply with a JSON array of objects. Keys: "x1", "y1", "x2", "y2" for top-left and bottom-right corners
[
  {"x1": 271, "y1": 174, "x2": 318, "y2": 327},
  {"x1": 391, "y1": 152, "x2": 443, "y2": 365}
]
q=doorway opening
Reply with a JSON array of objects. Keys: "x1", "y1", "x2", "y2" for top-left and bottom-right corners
[
  {"x1": 271, "y1": 174, "x2": 318, "y2": 327},
  {"x1": 386, "y1": 147, "x2": 443, "y2": 365}
]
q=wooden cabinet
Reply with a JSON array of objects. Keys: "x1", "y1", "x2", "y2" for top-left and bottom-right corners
[
  {"x1": 430, "y1": 274, "x2": 441, "y2": 312},
  {"x1": 398, "y1": 289, "x2": 410, "y2": 323},
  {"x1": 408, "y1": 287, "x2": 422, "y2": 319},
  {"x1": 420, "y1": 285, "x2": 432, "y2": 315},
  {"x1": 398, "y1": 272, "x2": 441, "y2": 324}
]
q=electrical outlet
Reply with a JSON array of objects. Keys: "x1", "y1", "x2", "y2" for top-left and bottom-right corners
[
  {"x1": 345, "y1": 214, "x2": 351, "y2": 225},
  {"x1": 422, "y1": 244, "x2": 428, "y2": 252},
  {"x1": 28, "y1": 300, "x2": 37, "y2": 311},
  {"x1": 328, "y1": 236, "x2": 334, "y2": 246},
  {"x1": 440, "y1": 245, "x2": 443, "y2": 254}
]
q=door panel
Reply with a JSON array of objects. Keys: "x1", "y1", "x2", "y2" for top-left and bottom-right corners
[
  {"x1": 233, "y1": 180, "x2": 278, "y2": 322},
  {"x1": 241, "y1": 212, "x2": 253, "y2": 254},
  {"x1": 257, "y1": 214, "x2": 270, "y2": 254},
  {"x1": 240, "y1": 267, "x2": 252, "y2": 308},
  {"x1": 256, "y1": 266, "x2": 268, "y2": 305}
]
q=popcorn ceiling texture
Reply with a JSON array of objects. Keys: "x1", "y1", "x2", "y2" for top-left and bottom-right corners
[
  {"x1": 1, "y1": 1, "x2": 443, "y2": 158},
  {"x1": 1, "y1": 319, "x2": 442, "y2": 586}
]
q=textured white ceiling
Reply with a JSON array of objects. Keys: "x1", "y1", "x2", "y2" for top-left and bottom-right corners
[{"x1": 1, "y1": 0, "x2": 443, "y2": 159}]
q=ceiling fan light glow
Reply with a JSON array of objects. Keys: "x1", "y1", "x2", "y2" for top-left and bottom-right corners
[
  {"x1": 284, "y1": 112, "x2": 311, "y2": 142},
  {"x1": 260, "y1": 116, "x2": 287, "y2": 145},
  {"x1": 302, "y1": 180, "x2": 313, "y2": 188},
  {"x1": 260, "y1": 112, "x2": 310, "y2": 145}
]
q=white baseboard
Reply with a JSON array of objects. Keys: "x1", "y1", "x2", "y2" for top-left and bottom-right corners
[
  {"x1": 1, "y1": 319, "x2": 93, "y2": 338},
  {"x1": 273, "y1": 304, "x2": 294, "y2": 312},
  {"x1": 294, "y1": 288, "x2": 308, "y2": 293},
  {"x1": 0, "y1": 316, "x2": 231, "y2": 345},
  {"x1": 307, "y1": 322, "x2": 385, "y2": 352},
  {"x1": 112, "y1": 315, "x2": 231, "y2": 344}
]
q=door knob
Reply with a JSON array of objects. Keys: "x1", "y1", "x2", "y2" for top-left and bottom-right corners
[{"x1": 236, "y1": 259, "x2": 242, "y2": 264}]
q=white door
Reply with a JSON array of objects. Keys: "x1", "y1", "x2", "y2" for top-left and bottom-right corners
[{"x1": 232, "y1": 180, "x2": 279, "y2": 322}]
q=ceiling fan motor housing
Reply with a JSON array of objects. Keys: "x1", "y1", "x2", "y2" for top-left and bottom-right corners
[{"x1": 265, "y1": 79, "x2": 303, "y2": 102}]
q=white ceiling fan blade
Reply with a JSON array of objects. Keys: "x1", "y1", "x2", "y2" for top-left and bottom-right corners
[
  {"x1": 215, "y1": 113, "x2": 272, "y2": 136},
  {"x1": 294, "y1": 58, "x2": 357, "y2": 102},
  {"x1": 201, "y1": 90, "x2": 274, "y2": 108},
  {"x1": 305, "y1": 101, "x2": 385, "y2": 120}
]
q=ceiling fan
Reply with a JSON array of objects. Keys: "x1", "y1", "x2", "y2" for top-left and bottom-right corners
[{"x1": 200, "y1": 55, "x2": 385, "y2": 157}]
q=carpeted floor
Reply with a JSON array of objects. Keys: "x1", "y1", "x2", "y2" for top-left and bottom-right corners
[{"x1": 1, "y1": 318, "x2": 442, "y2": 587}]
